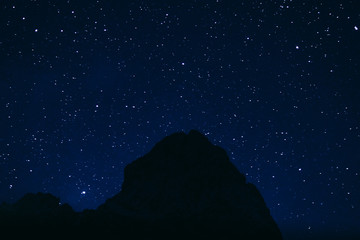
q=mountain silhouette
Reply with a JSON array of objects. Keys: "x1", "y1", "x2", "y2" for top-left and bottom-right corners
[{"x1": 0, "y1": 130, "x2": 282, "y2": 239}]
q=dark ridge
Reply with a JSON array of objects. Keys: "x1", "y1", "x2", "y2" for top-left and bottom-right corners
[{"x1": 0, "y1": 130, "x2": 282, "y2": 240}]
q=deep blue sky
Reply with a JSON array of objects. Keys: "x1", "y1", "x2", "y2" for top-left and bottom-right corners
[{"x1": 1, "y1": 0, "x2": 359, "y2": 239}]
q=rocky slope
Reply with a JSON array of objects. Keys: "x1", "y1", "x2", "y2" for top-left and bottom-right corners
[{"x1": 0, "y1": 130, "x2": 282, "y2": 239}]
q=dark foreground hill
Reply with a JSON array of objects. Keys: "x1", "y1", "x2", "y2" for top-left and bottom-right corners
[{"x1": 0, "y1": 130, "x2": 282, "y2": 239}]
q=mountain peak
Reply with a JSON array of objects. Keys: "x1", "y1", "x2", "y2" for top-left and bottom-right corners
[
  {"x1": 1, "y1": 131, "x2": 283, "y2": 239},
  {"x1": 99, "y1": 130, "x2": 282, "y2": 239},
  {"x1": 188, "y1": 129, "x2": 209, "y2": 139}
]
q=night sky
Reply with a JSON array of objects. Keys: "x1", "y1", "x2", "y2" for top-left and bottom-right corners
[{"x1": 1, "y1": 0, "x2": 359, "y2": 238}]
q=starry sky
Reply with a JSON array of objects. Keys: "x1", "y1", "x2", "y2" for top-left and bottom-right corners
[{"x1": 0, "y1": 0, "x2": 359, "y2": 238}]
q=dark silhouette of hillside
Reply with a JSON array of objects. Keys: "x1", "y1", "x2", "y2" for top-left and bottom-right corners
[{"x1": 0, "y1": 130, "x2": 282, "y2": 239}]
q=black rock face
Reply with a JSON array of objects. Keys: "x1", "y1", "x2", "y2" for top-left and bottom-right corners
[
  {"x1": 0, "y1": 192, "x2": 76, "y2": 222},
  {"x1": 98, "y1": 130, "x2": 283, "y2": 239},
  {"x1": 0, "y1": 130, "x2": 282, "y2": 239}
]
